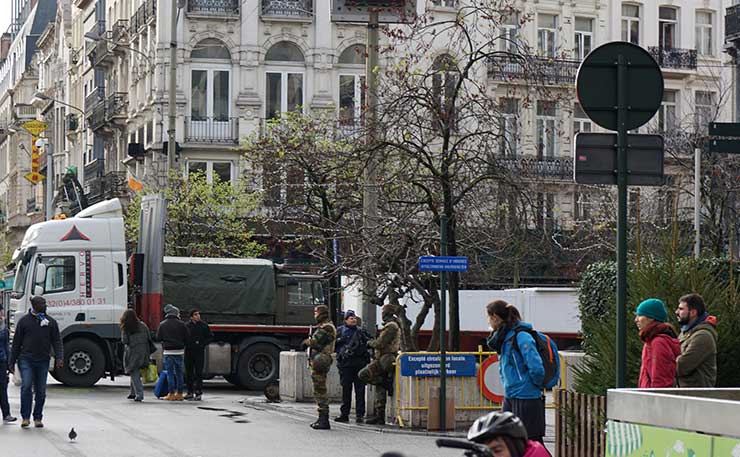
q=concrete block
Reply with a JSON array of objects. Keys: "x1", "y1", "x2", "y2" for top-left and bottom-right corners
[
  {"x1": 279, "y1": 351, "x2": 342, "y2": 402},
  {"x1": 559, "y1": 351, "x2": 586, "y2": 391}
]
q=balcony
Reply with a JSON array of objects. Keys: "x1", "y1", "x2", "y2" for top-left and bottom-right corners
[
  {"x1": 184, "y1": 117, "x2": 239, "y2": 143},
  {"x1": 647, "y1": 47, "x2": 697, "y2": 71},
  {"x1": 13, "y1": 103, "x2": 37, "y2": 122},
  {"x1": 93, "y1": 31, "x2": 116, "y2": 67},
  {"x1": 131, "y1": 0, "x2": 157, "y2": 33},
  {"x1": 727, "y1": 4, "x2": 740, "y2": 43},
  {"x1": 85, "y1": 171, "x2": 128, "y2": 207},
  {"x1": 497, "y1": 156, "x2": 573, "y2": 180},
  {"x1": 105, "y1": 92, "x2": 129, "y2": 126},
  {"x1": 488, "y1": 55, "x2": 579, "y2": 86},
  {"x1": 111, "y1": 19, "x2": 129, "y2": 45},
  {"x1": 87, "y1": 92, "x2": 129, "y2": 133},
  {"x1": 261, "y1": 0, "x2": 313, "y2": 18},
  {"x1": 85, "y1": 87, "x2": 105, "y2": 113},
  {"x1": 188, "y1": 0, "x2": 239, "y2": 15}
]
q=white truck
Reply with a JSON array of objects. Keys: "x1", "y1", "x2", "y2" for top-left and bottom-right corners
[{"x1": 8, "y1": 198, "x2": 328, "y2": 388}]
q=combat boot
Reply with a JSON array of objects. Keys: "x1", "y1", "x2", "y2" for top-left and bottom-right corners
[
  {"x1": 364, "y1": 415, "x2": 385, "y2": 425},
  {"x1": 310, "y1": 412, "x2": 330, "y2": 430}
]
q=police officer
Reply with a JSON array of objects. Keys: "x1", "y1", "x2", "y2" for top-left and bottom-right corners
[
  {"x1": 359, "y1": 304, "x2": 400, "y2": 425},
  {"x1": 303, "y1": 305, "x2": 337, "y2": 430}
]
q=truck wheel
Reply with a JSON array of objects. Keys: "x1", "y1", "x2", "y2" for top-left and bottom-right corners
[
  {"x1": 52, "y1": 339, "x2": 106, "y2": 387},
  {"x1": 236, "y1": 343, "x2": 279, "y2": 390}
]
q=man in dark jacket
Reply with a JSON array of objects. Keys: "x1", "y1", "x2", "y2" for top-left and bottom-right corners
[
  {"x1": 675, "y1": 293, "x2": 718, "y2": 387},
  {"x1": 185, "y1": 309, "x2": 213, "y2": 401},
  {"x1": 1, "y1": 308, "x2": 17, "y2": 423},
  {"x1": 8, "y1": 296, "x2": 63, "y2": 428},
  {"x1": 156, "y1": 304, "x2": 189, "y2": 401},
  {"x1": 334, "y1": 310, "x2": 371, "y2": 424}
]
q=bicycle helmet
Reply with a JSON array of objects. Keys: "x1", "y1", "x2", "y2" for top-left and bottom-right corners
[{"x1": 467, "y1": 411, "x2": 528, "y2": 444}]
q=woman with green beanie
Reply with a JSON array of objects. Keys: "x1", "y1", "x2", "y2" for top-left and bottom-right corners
[{"x1": 634, "y1": 298, "x2": 680, "y2": 388}]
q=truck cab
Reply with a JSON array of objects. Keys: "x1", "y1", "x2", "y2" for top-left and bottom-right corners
[{"x1": 9, "y1": 199, "x2": 128, "y2": 386}]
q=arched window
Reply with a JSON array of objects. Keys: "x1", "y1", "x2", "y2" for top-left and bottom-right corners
[
  {"x1": 265, "y1": 41, "x2": 304, "y2": 120},
  {"x1": 190, "y1": 38, "x2": 232, "y2": 144},
  {"x1": 432, "y1": 54, "x2": 458, "y2": 130},
  {"x1": 265, "y1": 41, "x2": 304, "y2": 62},
  {"x1": 338, "y1": 44, "x2": 366, "y2": 65}
]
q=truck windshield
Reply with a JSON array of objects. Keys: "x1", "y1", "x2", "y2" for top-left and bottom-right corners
[{"x1": 12, "y1": 250, "x2": 33, "y2": 297}]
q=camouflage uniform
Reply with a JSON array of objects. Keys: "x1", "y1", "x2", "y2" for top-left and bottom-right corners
[
  {"x1": 359, "y1": 311, "x2": 400, "y2": 423},
  {"x1": 306, "y1": 316, "x2": 336, "y2": 416}
]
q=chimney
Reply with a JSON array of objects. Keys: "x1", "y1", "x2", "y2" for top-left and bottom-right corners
[{"x1": 0, "y1": 33, "x2": 10, "y2": 62}]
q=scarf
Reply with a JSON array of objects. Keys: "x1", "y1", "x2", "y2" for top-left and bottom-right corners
[
  {"x1": 639, "y1": 321, "x2": 676, "y2": 343},
  {"x1": 681, "y1": 312, "x2": 708, "y2": 333},
  {"x1": 486, "y1": 325, "x2": 512, "y2": 353}
]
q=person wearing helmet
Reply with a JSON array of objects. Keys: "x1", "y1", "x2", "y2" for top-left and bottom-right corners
[
  {"x1": 468, "y1": 411, "x2": 551, "y2": 457},
  {"x1": 302, "y1": 305, "x2": 337, "y2": 430}
]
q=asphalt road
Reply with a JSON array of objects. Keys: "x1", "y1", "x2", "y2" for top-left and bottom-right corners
[{"x1": 1, "y1": 376, "x2": 463, "y2": 457}]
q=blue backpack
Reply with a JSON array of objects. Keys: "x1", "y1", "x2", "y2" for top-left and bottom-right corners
[
  {"x1": 154, "y1": 370, "x2": 169, "y2": 398},
  {"x1": 511, "y1": 328, "x2": 561, "y2": 389}
]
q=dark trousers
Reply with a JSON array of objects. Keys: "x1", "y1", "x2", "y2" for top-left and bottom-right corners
[
  {"x1": 503, "y1": 396, "x2": 546, "y2": 443},
  {"x1": 185, "y1": 348, "x2": 205, "y2": 395},
  {"x1": 0, "y1": 360, "x2": 10, "y2": 418},
  {"x1": 339, "y1": 365, "x2": 366, "y2": 418},
  {"x1": 19, "y1": 358, "x2": 49, "y2": 421}
]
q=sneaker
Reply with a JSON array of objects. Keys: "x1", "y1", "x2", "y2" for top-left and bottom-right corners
[
  {"x1": 194, "y1": 394, "x2": 202, "y2": 401},
  {"x1": 34, "y1": 420, "x2": 43, "y2": 428},
  {"x1": 21, "y1": 419, "x2": 30, "y2": 428},
  {"x1": 355, "y1": 416, "x2": 364, "y2": 424},
  {"x1": 184, "y1": 393, "x2": 194, "y2": 401},
  {"x1": 3, "y1": 415, "x2": 17, "y2": 423},
  {"x1": 134, "y1": 397, "x2": 143, "y2": 402},
  {"x1": 127, "y1": 394, "x2": 136, "y2": 400},
  {"x1": 333, "y1": 415, "x2": 349, "y2": 423},
  {"x1": 174, "y1": 392, "x2": 184, "y2": 401},
  {"x1": 162, "y1": 394, "x2": 175, "y2": 401}
]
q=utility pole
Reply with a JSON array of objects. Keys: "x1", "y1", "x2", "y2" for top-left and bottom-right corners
[
  {"x1": 167, "y1": 0, "x2": 179, "y2": 174},
  {"x1": 694, "y1": 146, "x2": 701, "y2": 259},
  {"x1": 362, "y1": 10, "x2": 379, "y2": 335},
  {"x1": 45, "y1": 141, "x2": 54, "y2": 220}
]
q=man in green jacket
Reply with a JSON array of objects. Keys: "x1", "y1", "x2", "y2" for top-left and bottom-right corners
[{"x1": 675, "y1": 293, "x2": 718, "y2": 387}]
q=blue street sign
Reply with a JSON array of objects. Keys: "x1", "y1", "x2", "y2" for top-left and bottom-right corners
[
  {"x1": 418, "y1": 256, "x2": 469, "y2": 272},
  {"x1": 399, "y1": 354, "x2": 477, "y2": 377}
]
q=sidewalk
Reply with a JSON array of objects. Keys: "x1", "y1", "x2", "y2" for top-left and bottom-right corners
[{"x1": 240, "y1": 395, "x2": 556, "y2": 453}]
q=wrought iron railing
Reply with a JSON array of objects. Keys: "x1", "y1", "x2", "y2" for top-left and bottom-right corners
[
  {"x1": 131, "y1": 0, "x2": 156, "y2": 32},
  {"x1": 105, "y1": 92, "x2": 128, "y2": 121},
  {"x1": 488, "y1": 55, "x2": 579, "y2": 85},
  {"x1": 498, "y1": 156, "x2": 573, "y2": 180},
  {"x1": 13, "y1": 103, "x2": 37, "y2": 120},
  {"x1": 88, "y1": 101, "x2": 107, "y2": 131},
  {"x1": 94, "y1": 31, "x2": 114, "y2": 66},
  {"x1": 727, "y1": 4, "x2": 740, "y2": 42},
  {"x1": 647, "y1": 47, "x2": 697, "y2": 70},
  {"x1": 184, "y1": 117, "x2": 239, "y2": 143},
  {"x1": 188, "y1": 0, "x2": 239, "y2": 14},
  {"x1": 84, "y1": 87, "x2": 105, "y2": 112},
  {"x1": 85, "y1": 171, "x2": 128, "y2": 206},
  {"x1": 261, "y1": 0, "x2": 313, "y2": 17},
  {"x1": 111, "y1": 19, "x2": 129, "y2": 43}
]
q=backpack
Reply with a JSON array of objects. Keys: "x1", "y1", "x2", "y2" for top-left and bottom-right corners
[{"x1": 511, "y1": 327, "x2": 560, "y2": 389}]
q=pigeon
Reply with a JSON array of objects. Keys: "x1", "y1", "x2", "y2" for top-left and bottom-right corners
[{"x1": 68, "y1": 427, "x2": 77, "y2": 442}]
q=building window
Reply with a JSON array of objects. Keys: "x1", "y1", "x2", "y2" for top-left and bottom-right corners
[
  {"x1": 537, "y1": 101, "x2": 557, "y2": 159},
  {"x1": 695, "y1": 91, "x2": 715, "y2": 132},
  {"x1": 622, "y1": 4, "x2": 640, "y2": 45},
  {"x1": 574, "y1": 17, "x2": 593, "y2": 60},
  {"x1": 191, "y1": 69, "x2": 230, "y2": 121},
  {"x1": 696, "y1": 11, "x2": 713, "y2": 56},
  {"x1": 265, "y1": 42, "x2": 305, "y2": 119},
  {"x1": 499, "y1": 98, "x2": 519, "y2": 157},
  {"x1": 537, "y1": 14, "x2": 557, "y2": 57},
  {"x1": 659, "y1": 90, "x2": 677, "y2": 132},
  {"x1": 659, "y1": 7, "x2": 678, "y2": 49},
  {"x1": 190, "y1": 38, "x2": 232, "y2": 140},
  {"x1": 186, "y1": 160, "x2": 234, "y2": 184},
  {"x1": 337, "y1": 45, "x2": 366, "y2": 126},
  {"x1": 500, "y1": 13, "x2": 520, "y2": 53},
  {"x1": 574, "y1": 192, "x2": 590, "y2": 221},
  {"x1": 574, "y1": 103, "x2": 592, "y2": 135},
  {"x1": 536, "y1": 192, "x2": 556, "y2": 231}
]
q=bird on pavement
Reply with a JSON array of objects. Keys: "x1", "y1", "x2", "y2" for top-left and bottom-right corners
[{"x1": 68, "y1": 427, "x2": 77, "y2": 442}]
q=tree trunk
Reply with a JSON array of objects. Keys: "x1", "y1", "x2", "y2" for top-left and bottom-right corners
[
  {"x1": 388, "y1": 287, "x2": 416, "y2": 352},
  {"x1": 409, "y1": 275, "x2": 437, "y2": 352},
  {"x1": 445, "y1": 211, "x2": 461, "y2": 350}
]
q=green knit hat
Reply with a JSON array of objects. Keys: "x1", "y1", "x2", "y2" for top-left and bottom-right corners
[{"x1": 636, "y1": 298, "x2": 668, "y2": 322}]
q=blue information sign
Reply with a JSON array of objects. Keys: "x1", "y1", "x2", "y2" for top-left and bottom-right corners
[
  {"x1": 399, "y1": 354, "x2": 477, "y2": 377},
  {"x1": 418, "y1": 256, "x2": 469, "y2": 272}
]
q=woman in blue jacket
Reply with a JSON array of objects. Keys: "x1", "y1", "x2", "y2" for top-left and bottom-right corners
[{"x1": 486, "y1": 300, "x2": 546, "y2": 445}]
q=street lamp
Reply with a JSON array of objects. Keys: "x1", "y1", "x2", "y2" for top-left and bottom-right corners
[{"x1": 31, "y1": 92, "x2": 86, "y2": 220}]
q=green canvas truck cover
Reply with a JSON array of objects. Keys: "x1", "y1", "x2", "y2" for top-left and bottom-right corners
[{"x1": 162, "y1": 257, "x2": 276, "y2": 317}]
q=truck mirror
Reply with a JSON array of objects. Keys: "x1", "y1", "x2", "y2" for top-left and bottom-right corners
[
  {"x1": 35, "y1": 263, "x2": 47, "y2": 285},
  {"x1": 34, "y1": 284, "x2": 45, "y2": 296}
]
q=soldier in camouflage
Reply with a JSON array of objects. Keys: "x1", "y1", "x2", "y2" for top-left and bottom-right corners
[
  {"x1": 303, "y1": 305, "x2": 337, "y2": 430},
  {"x1": 359, "y1": 304, "x2": 400, "y2": 425}
]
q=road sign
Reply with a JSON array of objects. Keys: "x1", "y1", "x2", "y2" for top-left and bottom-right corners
[
  {"x1": 399, "y1": 354, "x2": 477, "y2": 377},
  {"x1": 419, "y1": 256, "x2": 469, "y2": 272},
  {"x1": 21, "y1": 120, "x2": 48, "y2": 136},
  {"x1": 709, "y1": 122, "x2": 740, "y2": 137},
  {"x1": 574, "y1": 133, "x2": 664, "y2": 186},
  {"x1": 576, "y1": 42, "x2": 663, "y2": 131},
  {"x1": 708, "y1": 139, "x2": 740, "y2": 154},
  {"x1": 478, "y1": 355, "x2": 504, "y2": 403},
  {"x1": 331, "y1": 0, "x2": 416, "y2": 23},
  {"x1": 24, "y1": 171, "x2": 46, "y2": 185}
]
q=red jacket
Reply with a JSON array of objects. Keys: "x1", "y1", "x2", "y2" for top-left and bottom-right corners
[
  {"x1": 524, "y1": 440, "x2": 552, "y2": 457},
  {"x1": 638, "y1": 322, "x2": 681, "y2": 388}
]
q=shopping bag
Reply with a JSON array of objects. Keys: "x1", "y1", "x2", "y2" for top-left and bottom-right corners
[
  {"x1": 140, "y1": 363, "x2": 158, "y2": 384},
  {"x1": 12, "y1": 363, "x2": 22, "y2": 386},
  {"x1": 153, "y1": 370, "x2": 169, "y2": 398}
]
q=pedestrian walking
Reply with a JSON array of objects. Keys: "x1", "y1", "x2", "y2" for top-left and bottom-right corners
[
  {"x1": 359, "y1": 304, "x2": 400, "y2": 426},
  {"x1": 1, "y1": 308, "x2": 17, "y2": 423},
  {"x1": 467, "y1": 411, "x2": 551, "y2": 457},
  {"x1": 185, "y1": 309, "x2": 213, "y2": 401},
  {"x1": 675, "y1": 293, "x2": 718, "y2": 387},
  {"x1": 303, "y1": 304, "x2": 336, "y2": 430},
  {"x1": 156, "y1": 304, "x2": 189, "y2": 401},
  {"x1": 8, "y1": 296, "x2": 63, "y2": 428},
  {"x1": 334, "y1": 309, "x2": 371, "y2": 424},
  {"x1": 486, "y1": 300, "x2": 546, "y2": 444},
  {"x1": 120, "y1": 309, "x2": 154, "y2": 402},
  {"x1": 634, "y1": 298, "x2": 680, "y2": 388}
]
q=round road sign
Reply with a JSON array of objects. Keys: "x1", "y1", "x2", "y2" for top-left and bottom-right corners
[
  {"x1": 576, "y1": 41, "x2": 663, "y2": 131},
  {"x1": 478, "y1": 354, "x2": 504, "y2": 403}
]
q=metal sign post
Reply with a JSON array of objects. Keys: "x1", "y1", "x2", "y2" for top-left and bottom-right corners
[{"x1": 615, "y1": 54, "x2": 629, "y2": 389}]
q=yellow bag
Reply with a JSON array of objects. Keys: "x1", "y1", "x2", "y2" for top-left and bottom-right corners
[{"x1": 140, "y1": 363, "x2": 158, "y2": 384}]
